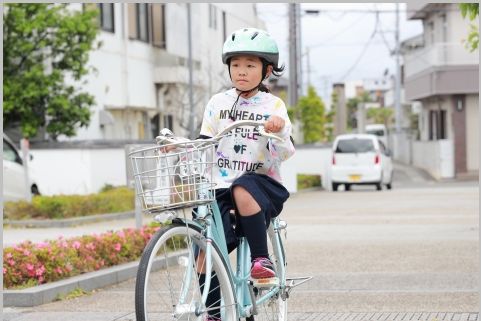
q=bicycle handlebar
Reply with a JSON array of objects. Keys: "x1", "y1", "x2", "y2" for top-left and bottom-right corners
[{"x1": 155, "y1": 120, "x2": 284, "y2": 147}]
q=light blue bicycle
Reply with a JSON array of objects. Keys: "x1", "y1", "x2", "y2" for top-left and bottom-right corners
[{"x1": 129, "y1": 120, "x2": 311, "y2": 321}]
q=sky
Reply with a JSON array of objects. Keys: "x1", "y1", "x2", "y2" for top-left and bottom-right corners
[{"x1": 255, "y1": 3, "x2": 424, "y2": 104}]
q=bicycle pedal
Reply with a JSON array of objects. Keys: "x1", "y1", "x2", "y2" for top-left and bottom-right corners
[{"x1": 251, "y1": 277, "x2": 279, "y2": 288}]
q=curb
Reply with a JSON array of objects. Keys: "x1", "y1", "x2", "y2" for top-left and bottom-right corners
[
  {"x1": 4, "y1": 211, "x2": 135, "y2": 228},
  {"x1": 4, "y1": 252, "x2": 183, "y2": 307}
]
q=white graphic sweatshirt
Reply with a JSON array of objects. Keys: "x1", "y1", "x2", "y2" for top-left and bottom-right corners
[{"x1": 200, "y1": 88, "x2": 296, "y2": 189}]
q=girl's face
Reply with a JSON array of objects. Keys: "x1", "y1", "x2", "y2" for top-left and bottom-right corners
[{"x1": 229, "y1": 55, "x2": 271, "y2": 92}]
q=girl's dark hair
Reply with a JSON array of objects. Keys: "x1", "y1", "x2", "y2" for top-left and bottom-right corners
[{"x1": 259, "y1": 58, "x2": 285, "y2": 93}]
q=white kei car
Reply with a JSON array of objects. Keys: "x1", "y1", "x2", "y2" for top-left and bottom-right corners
[
  {"x1": 3, "y1": 134, "x2": 40, "y2": 201},
  {"x1": 330, "y1": 134, "x2": 393, "y2": 191}
]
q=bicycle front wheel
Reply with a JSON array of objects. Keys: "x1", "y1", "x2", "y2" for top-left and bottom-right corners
[{"x1": 135, "y1": 223, "x2": 237, "y2": 321}]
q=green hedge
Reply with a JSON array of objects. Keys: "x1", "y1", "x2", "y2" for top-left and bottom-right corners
[
  {"x1": 297, "y1": 174, "x2": 321, "y2": 190},
  {"x1": 4, "y1": 187, "x2": 135, "y2": 220}
]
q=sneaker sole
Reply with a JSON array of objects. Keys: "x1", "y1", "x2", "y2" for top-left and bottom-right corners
[{"x1": 251, "y1": 277, "x2": 279, "y2": 288}]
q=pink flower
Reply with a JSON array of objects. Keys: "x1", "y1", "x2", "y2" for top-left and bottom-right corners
[
  {"x1": 3, "y1": 267, "x2": 7, "y2": 274},
  {"x1": 55, "y1": 267, "x2": 63, "y2": 274},
  {"x1": 85, "y1": 242, "x2": 96, "y2": 251},
  {"x1": 26, "y1": 263, "x2": 34, "y2": 271},
  {"x1": 117, "y1": 230, "x2": 125, "y2": 238},
  {"x1": 65, "y1": 263, "x2": 73, "y2": 272},
  {"x1": 36, "y1": 242, "x2": 50, "y2": 249},
  {"x1": 72, "y1": 241, "x2": 81, "y2": 250},
  {"x1": 35, "y1": 265, "x2": 46, "y2": 277},
  {"x1": 114, "y1": 243, "x2": 122, "y2": 252},
  {"x1": 23, "y1": 249, "x2": 31, "y2": 256},
  {"x1": 8, "y1": 259, "x2": 15, "y2": 266},
  {"x1": 6, "y1": 253, "x2": 12, "y2": 259}
]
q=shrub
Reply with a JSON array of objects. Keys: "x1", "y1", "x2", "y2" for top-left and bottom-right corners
[
  {"x1": 3, "y1": 225, "x2": 160, "y2": 289},
  {"x1": 4, "y1": 187, "x2": 135, "y2": 220},
  {"x1": 297, "y1": 174, "x2": 321, "y2": 190}
]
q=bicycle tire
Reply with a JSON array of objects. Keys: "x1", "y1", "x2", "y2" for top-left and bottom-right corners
[
  {"x1": 252, "y1": 224, "x2": 288, "y2": 321},
  {"x1": 135, "y1": 222, "x2": 237, "y2": 321}
]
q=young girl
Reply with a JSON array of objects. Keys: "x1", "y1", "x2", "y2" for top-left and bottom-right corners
[{"x1": 198, "y1": 27, "x2": 295, "y2": 321}]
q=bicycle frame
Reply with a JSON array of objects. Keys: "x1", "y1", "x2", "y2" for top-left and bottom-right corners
[{"x1": 173, "y1": 195, "x2": 287, "y2": 319}]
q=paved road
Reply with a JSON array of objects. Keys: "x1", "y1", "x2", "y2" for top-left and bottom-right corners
[{"x1": 3, "y1": 164, "x2": 479, "y2": 320}]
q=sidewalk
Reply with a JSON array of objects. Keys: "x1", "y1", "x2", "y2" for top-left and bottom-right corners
[{"x1": 3, "y1": 215, "x2": 154, "y2": 248}]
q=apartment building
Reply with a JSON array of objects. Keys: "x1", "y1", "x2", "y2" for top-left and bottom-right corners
[
  {"x1": 403, "y1": 3, "x2": 479, "y2": 179},
  {"x1": 65, "y1": 3, "x2": 265, "y2": 141}
]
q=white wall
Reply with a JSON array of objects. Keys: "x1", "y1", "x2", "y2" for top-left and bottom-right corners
[
  {"x1": 29, "y1": 145, "x2": 332, "y2": 196},
  {"x1": 466, "y1": 94, "x2": 479, "y2": 171},
  {"x1": 412, "y1": 139, "x2": 454, "y2": 179},
  {"x1": 281, "y1": 146, "x2": 332, "y2": 193},
  {"x1": 29, "y1": 148, "x2": 127, "y2": 195}
]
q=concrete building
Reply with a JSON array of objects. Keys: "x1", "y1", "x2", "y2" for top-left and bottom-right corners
[
  {"x1": 402, "y1": 3, "x2": 479, "y2": 179},
  {"x1": 64, "y1": 3, "x2": 265, "y2": 141},
  {"x1": 18, "y1": 4, "x2": 269, "y2": 195}
]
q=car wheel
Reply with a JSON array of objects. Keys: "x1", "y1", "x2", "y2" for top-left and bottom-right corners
[
  {"x1": 345, "y1": 184, "x2": 351, "y2": 191},
  {"x1": 386, "y1": 183, "x2": 392, "y2": 190},
  {"x1": 332, "y1": 183, "x2": 339, "y2": 192},
  {"x1": 31, "y1": 185, "x2": 41, "y2": 196},
  {"x1": 375, "y1": 183, "x2": 382, "y2": 191}
]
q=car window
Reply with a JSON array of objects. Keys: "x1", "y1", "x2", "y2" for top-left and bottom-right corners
[
  {"x1": 335, "y1": 138, "x2": 375, "y2": 153},
  {"x1": 378, "y1": 140, "x2": 386, "y2": 154},
  {"x1": 366, "y1": 129, "x2": 385, "y2": 136},
  {"x1": 3, "y1": 140, "x2": 22, "y2": 164}
]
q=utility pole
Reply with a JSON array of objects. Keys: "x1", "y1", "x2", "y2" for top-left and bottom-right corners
[
  {"x1": 306, "y1": 47, "x2": 311, "y2": 89},
  {"x1": 295, "y1": 3, "x2": 302, "y2": 97},
  {"x1": 394, "y1": 3, "x2": 401, "y2": 154},
  {"x1": 288, "y1": 3, "x2": 298, "y2": 109},
  {"x1": 187, "y1": 3, "x2": 195, "y2": 139}
]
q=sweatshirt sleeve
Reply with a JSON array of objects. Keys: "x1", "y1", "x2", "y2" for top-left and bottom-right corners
[
  {"x1": 200, "y1": 97, "x2": 218, "y2": 137},
  {"x1": 268, "y1": 98, "x2": 296, "y2": 161}
]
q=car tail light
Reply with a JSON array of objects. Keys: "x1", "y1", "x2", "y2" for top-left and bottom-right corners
[
  {"x1": 374, "y1": 154, "x2": 380, "y2": 164},
  {"x1": 332, "y1": 155, "x2": 336, "y2": 165}
]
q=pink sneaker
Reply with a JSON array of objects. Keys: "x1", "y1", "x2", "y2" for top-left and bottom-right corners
[{"x1": 250, "y1": 257, "x2": 276, "y2": 279}]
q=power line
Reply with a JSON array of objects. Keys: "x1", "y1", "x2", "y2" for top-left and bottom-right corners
[
  {"x1": 337, "y1": 12, "x2": 379, "y2": 82},
  {"x1": 307, "y1": 11, "x2": 370, "y2": 49}
]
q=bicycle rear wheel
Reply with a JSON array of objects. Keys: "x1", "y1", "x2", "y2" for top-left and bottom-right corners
[
  {"x1": 251, "y1": 223, "x2": 288, "y2": 321},
  {"x1": 135, "y1": 223, "x2": 237, "y2": 321}
]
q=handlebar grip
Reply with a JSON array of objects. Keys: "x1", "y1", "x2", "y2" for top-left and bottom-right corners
[{"x1": 259, "y1": 127, "x2": 284, "y2": 142}]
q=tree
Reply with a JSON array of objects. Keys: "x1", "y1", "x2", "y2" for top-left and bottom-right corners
[
  {"x1": 460, "y1": 3, "x2": 479, "y2": 52},
  {"x1": 3, "y1": 4, "x2": 100, "y2": 139},
  {"x1": 346, "y1": 91, "x2": 371, "y2": 131},
  {"x1": 366, "y1": 107, "x2": 393, "y2": 128},
  {"x1": 297, "y1": 86, "x2": 327, "y2": 143}
]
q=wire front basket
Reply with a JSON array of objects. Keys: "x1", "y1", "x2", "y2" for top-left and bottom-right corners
[{"x1": 129, "y1": 141, "x2": 216, "y2": 214}]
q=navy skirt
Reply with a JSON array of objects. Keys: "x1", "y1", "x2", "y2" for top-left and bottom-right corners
[{"x1": 215, "y1": 172, "x2": 290, "y2": 251}]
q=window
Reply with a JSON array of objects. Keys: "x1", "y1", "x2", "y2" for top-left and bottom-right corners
[
  {"x1": 335, "y1": 139, "x2": 375, "y2": 154},
  {"x1": 164, "y1": 114, "x2": 174, "y2": 131},
  {"x1": 209, "y1": 4, "x2": 217, "y2": 29},
  {"x1": 99, "y1": 4, "x2": 115, "y2": 32},
  {"x1": 428, "y1": 110, "x2": 447, "y2": 140},
  {"x1": 128, "y1": 3, "x2": 150, "y2": 42},
  {"x1": 83, "y1": 3, "x2": 114, "y2": 33},
  {"x1": 151, "y1": 4, "x2": 166, "y2": 48},
  {"x1": 3, "y1": 140, "x2": 21, "y2": 164},
  {"x1": 137, "y1": 4, "x2": 150, "y2": 42},
  {"x1": 222, "y1": 11, "x2": 227, "y2": 42}
]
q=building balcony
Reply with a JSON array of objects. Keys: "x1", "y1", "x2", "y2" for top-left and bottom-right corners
[
  {"x1": 403, "y1": 42, "x2": 479, "y2": 101},
  {"x1": 404, "y1": 42, "x2": 478, "y2": 79}
]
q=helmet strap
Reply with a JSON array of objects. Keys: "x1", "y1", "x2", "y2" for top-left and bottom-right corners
[{"x1": 227, "y1": 60, "x2": 269, "y2": 121}]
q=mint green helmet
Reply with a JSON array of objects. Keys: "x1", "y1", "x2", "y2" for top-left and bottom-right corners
[{"x1": 222, "y1": 28, "x2": 279, "y2": 67}]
